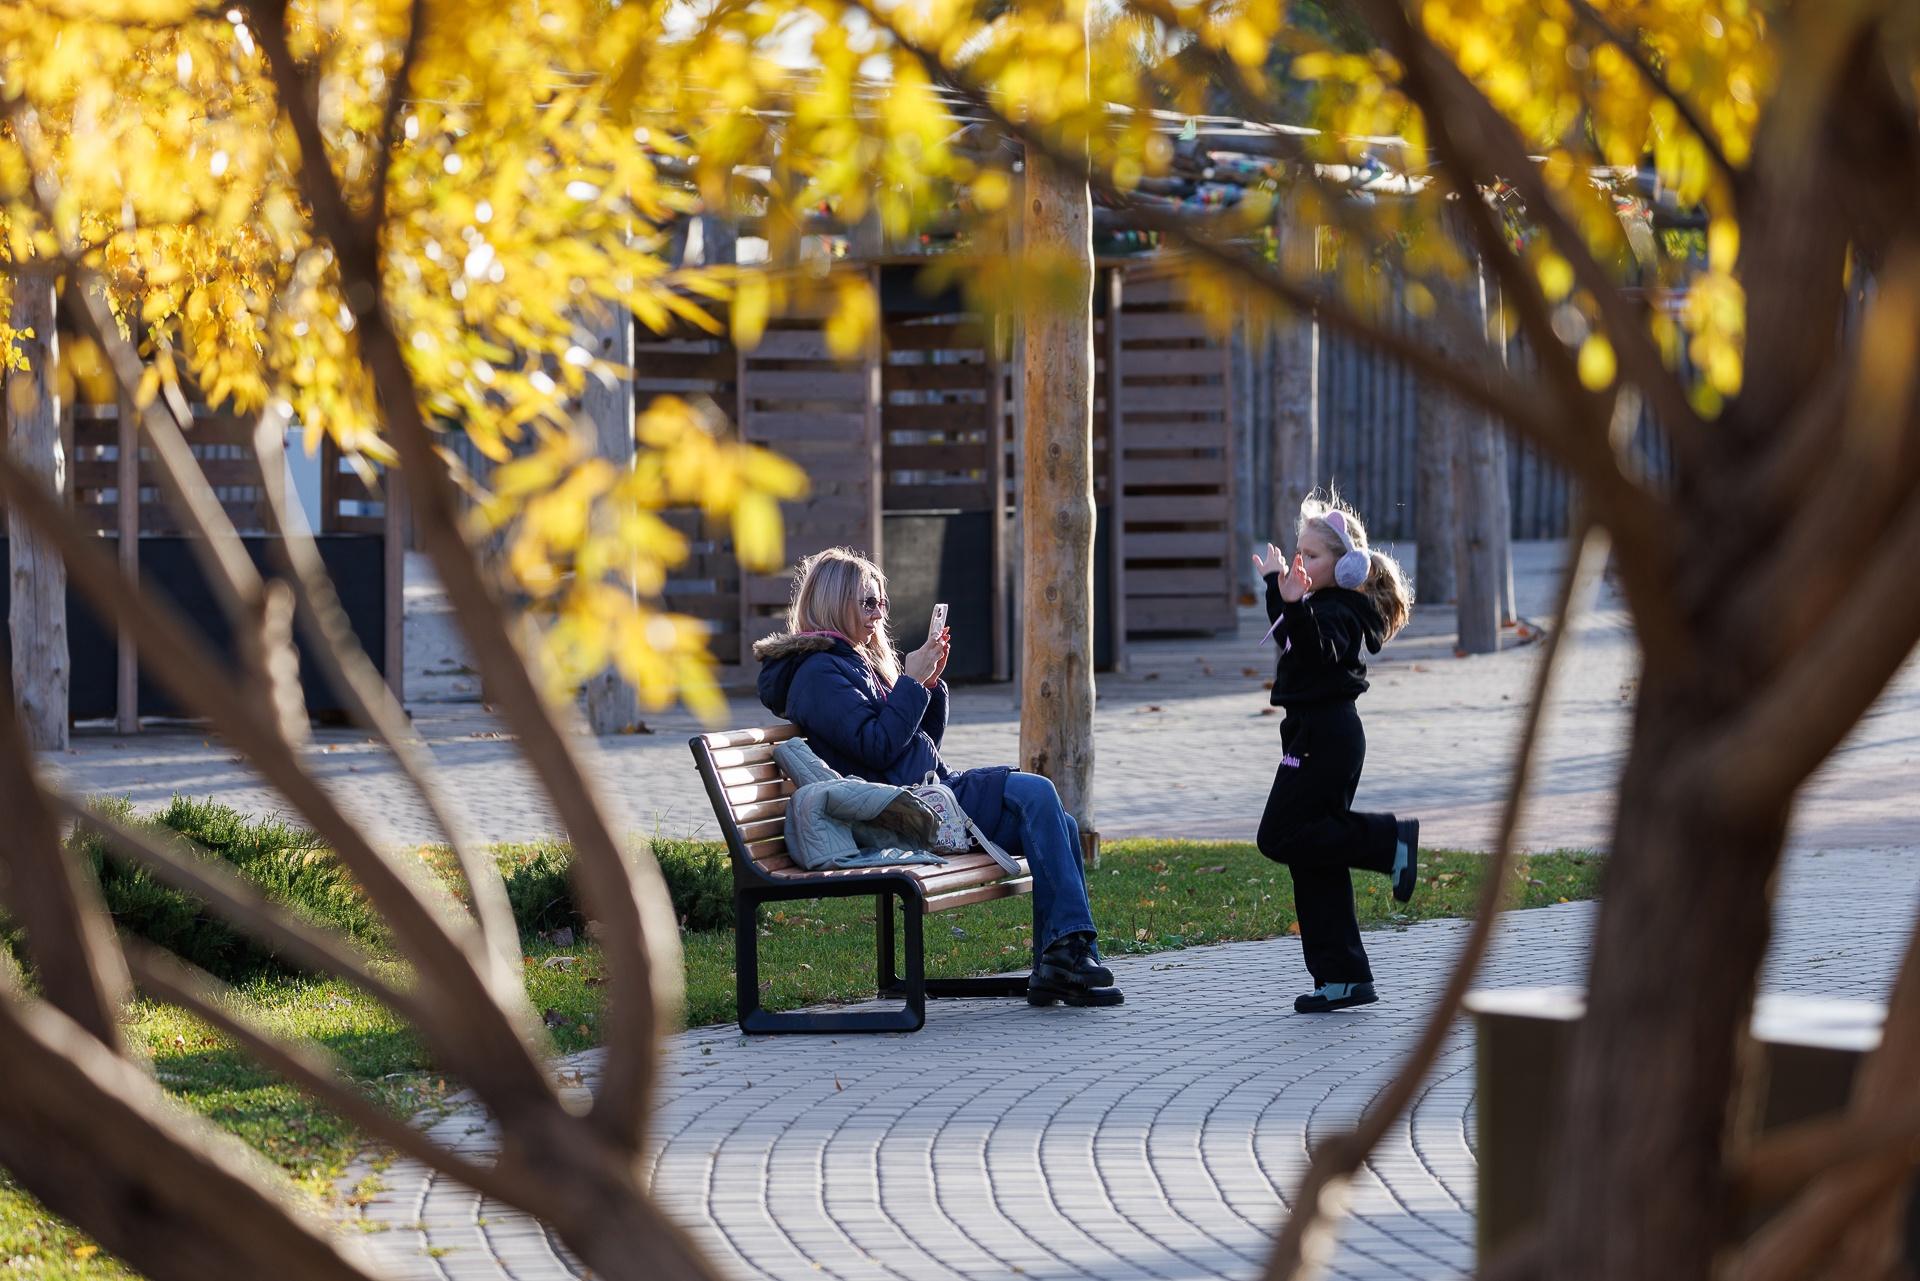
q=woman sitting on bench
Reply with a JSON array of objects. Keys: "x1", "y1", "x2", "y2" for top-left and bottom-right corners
[{"x1": 754, "y1": 547, "x2": 1122, "y2": 1009}]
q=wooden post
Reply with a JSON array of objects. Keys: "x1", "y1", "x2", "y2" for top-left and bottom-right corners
[
  {"x1": 582, "y1": 299, "x2": 640, "y2": 734},
  {"x1": 1271, "y1": 201, "x2": 1319, "y2": 555},
  {"x1": 7, "y1": 277, "x2": 68, "y2": 749},
  {"x1": 1487, "y1": 279, "x2": 1517, "y2": 624},
  {"x1": 382, "y1": 469, "x2": 406, "y2": 702},
  {"x1": 1104, "y1": 267, "x2": 1126, "y2": 675},
  {"x1": 1454, "y1": 256, "x2": 1502, "y2": 655},
  {"x1": 987, "y1": 316, "x2": 1010, "y2": 682},
  {"x1": 1414, "y1": 268, "x2": 1461, "y2": 604},
  {"x1": 116, "y1": 388, "x2": 140, "y2": 733},
  {"x1": 1017, "y1": 64, "x2": 1098, "y2": 851}
]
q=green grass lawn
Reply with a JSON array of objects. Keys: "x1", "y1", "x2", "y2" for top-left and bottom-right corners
[{"x1": 1, "y1": 837, "x2": 1602, "y2": 1276}]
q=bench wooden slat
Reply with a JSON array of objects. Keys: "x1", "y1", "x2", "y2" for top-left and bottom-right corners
[
  {"x1": 912, "y1": 853, "x2": 1019, "y2": 895},
  {"x1": 738, "y1": 816, "x2": 786, "y2": 844},
  {"x1": 926, "y1": 878, "x2": 1035, "y2": 912},
  {"x1": 747, "y1": 836, "x2": 788, "y2": 864},
  {"x1": 707, "y1": 743, "x2": 783, "y2": 770},
  {"x1": 700, "y1": 724, "x2": 802, "y2": 751},
  {"x1": 731, "y1": 796, "x2": 791, "y2": 825},
  {"x1": 715, "y1": 761, "x2": 783, "y2": 787},
  {"x1": 726, "y1": 777, "x2": 797, "y2": 806}
]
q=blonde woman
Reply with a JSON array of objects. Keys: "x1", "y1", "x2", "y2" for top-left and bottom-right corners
[{"x1": 755, "y1": 547, "x2": 1121, "y2": 1008}]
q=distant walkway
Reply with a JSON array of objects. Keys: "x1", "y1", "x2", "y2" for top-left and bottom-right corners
[
  {"x1": 335, "y1": 850, "x2": 1920, "y2": 1280},
  {"x1": 48, "y1": 542, "x2": 1920, "y2": 860}
]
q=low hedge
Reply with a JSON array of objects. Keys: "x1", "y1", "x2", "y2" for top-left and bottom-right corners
[{"x1": 12, "y1": 797, "x2": 738, "y2": 984}]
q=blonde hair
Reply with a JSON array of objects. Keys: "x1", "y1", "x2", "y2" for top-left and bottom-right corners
[
  {"x1": 1296, "y1": 490, "x2": 1414, "y2": 641},
  {"x1": 787, "y1": 547, "x2": 902, "y2": 686}
]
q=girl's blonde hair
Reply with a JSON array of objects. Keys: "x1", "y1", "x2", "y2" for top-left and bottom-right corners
[
  {"x1": 787, "y1": 547, "x2": 902, "y2": 686},
  {"x1": 1296, "y1": 491, "x2": 1414, "y2": 641}
]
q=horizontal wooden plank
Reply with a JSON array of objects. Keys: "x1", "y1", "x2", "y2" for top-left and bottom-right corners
[
  {"x1": 747, "y1": 836, "x2": 789, "y2": 865},
  {"x1": 1123, "y1": 568, "x2": 1231, "y2": 595},
  {"x1": 738, "y1": 815, "x2": 786, "y2": 844},
  {"x1": 926, "y1": 878, "x2": 1035, "y2": 911},
  {"x1": 884, "y1": 322, "x2": 987, "y2": 352},
  {"x1": 1114, "y1": 456, "x2": 1227, "y2": 485},
  {"x1": 1120, "y1": 276, "x2": 1187, "y2": 305},
  {"x1": 885, "y1": 482, "x2": 992, "y2": 512},
  {"x1": 913, "y1": 852, "x2": 1021, "y2": 894},
  {"x1": 882, "y1": 363, "x2": 991, "y2": 393},
  {"x1": 730, "y1": 795, "x2": 791, "y2": 826},
  {"x1": 883, "y1": 442, "x2": 988, "y2": 470},
  {"x1": 726, "y1": 777, "x2": 797, "y2": 806},
  {"x1": 1116, "y1": 312, "x2": 1214, "y2": 341},
  {"x1": 742, "y1": 411, "x2": 871, "y2": 444},
  {"x1": 1119, "y1": 348, "x2": 1228, "y2": 378},
  {"x1": 1115, "y1": 385, "x2": 1228, "y2": 412},
  {"x1": 745, "y1": 328, "x2": 836, "y2": 361},
  {"x1": 880, "y1": 402, "x2": 992, "y2": 432},
  {"x1": 716, "y1": 761, "x2": 784, "y2": 787},
  {"x1": 1120, "y1": 423, "x2": 1229, "y2": 450},
  {"x1": 1123, "y1": 531, "x2": 1233, "y2": 559},
  {"x1": 699, "y1": 724, "x2": 802, "y2": 751},
  {"x1": 1126, "y1": 599, "x2": 1236, "y2": 632},
  {"x1": 741, "y1": 370, "x2": 871, "y2": 402},
  {"x1": 1121, "y1": 493, "x2": 1230, "y2": 522}
]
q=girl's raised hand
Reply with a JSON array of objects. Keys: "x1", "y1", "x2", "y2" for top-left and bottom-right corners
[
  {"x1": 1252, "y1": 542, "x2": 1287, "y2": 578},
  {"x1": 1278, "y1": 553, "x2": 1311, "y2": 602}
]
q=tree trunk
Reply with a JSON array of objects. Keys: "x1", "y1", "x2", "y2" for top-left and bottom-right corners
[
  {"x1": 1545, "y1": 664, "x2": 1790, "y2": 1280},
  {"x1": 582, "y1": 299, "x2": 640, "y2": 734},
  {"x1": 1017, "y1": 138, "x2": 1096, "y2": 826},
  {"x1": 1271, "y1": 204, "x2": 1318, "y2": 555},
  {"x1": 7, "y1": 277, "x2": 67, "y2": 750},
  {"x1": 1414, "y1": 378, "x2": 1459, "y2": 604}
]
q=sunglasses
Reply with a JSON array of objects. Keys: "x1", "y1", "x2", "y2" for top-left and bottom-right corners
[{"x1": 860, "y1": 594, "x2": 889, "y2": 615}]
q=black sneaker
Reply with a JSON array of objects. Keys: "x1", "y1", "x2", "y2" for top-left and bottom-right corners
[
  {"x1": 1294, "y1": 981, "x2": 1378, "y2": 1014},
  {"x1": 1392, "y1": 818, "x2": 1420, "y2": 903},
  {"x1": 1028, "y1": 933, "x2": 1124, "y2": 1007}
]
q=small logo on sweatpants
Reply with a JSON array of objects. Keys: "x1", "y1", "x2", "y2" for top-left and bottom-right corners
[{"x1": 1279, "y1": 753, "x2": 1302, "y2": 769}]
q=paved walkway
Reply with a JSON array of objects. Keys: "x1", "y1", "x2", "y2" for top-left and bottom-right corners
[
  {"x1": 44, "y1": 542, "x2": 1920, "y2": 859},
  {"x1": 336, "y1": 850, "x2": 1920, "y2": 1281},
  {"x1": 42, "y1": 540, "x2": 1920, "y2": 1277}
]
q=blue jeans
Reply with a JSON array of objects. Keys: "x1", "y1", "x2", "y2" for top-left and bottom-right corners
[{"x1": 988, "y1": 772, "x2": 1098, "y2": 957}]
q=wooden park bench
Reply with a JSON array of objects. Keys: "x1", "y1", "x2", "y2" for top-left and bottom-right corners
[{"x1": 690, "y1": 724, "x2": 1034, "y2": 1034}]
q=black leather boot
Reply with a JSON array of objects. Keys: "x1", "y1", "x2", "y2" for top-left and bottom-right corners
[{"x1": 1028, "y1": 932, "x2": 1123, "y2": 1007}]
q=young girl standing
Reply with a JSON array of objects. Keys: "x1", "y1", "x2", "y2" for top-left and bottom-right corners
[{"x1": 1253, "y1": 495, "x2": 1418, "y2": 1013}]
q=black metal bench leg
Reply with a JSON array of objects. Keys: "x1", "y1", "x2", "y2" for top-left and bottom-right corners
[
  {"x1": 734, "y1": 890, "x2": 925, "y2": 1035},
  {"x1": 901, "y1": 899, "x2": 926, "y2": 1028},
  {"x1": 877, "y1": 891, "x2": 900, "y2": 993}
]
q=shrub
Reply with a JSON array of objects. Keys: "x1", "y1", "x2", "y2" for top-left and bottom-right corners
[{"x1": 75, "y1": 795, "x2": 386, "y2": 983}]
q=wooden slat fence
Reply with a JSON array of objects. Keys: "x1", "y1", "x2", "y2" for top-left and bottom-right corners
[
  {"x1": 1112, "y1": 269, "x2": 1236, "y2": 635},
  {"x1": 73, "y1": 403, "x2": 271, "y2": 535}
]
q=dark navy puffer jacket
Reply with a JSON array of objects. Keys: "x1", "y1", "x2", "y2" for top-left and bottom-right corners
[{"x1": 755, "y1": 632, "x2": 1009, "y2": 835}]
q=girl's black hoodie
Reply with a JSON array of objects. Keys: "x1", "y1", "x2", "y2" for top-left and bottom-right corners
[{"x1": 1262, "y1": 573, "x2": 1386, "y2": 707}]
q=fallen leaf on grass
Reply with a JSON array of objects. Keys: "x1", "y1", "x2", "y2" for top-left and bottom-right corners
[
  {"x1": 1287, "y1": 922, "x2": 1300, "y2": 936},
  {"x1": 540, "y1": 955, "x2": 577, "y2": 970},
  {"x1": 1196, "y1": 865, "x2": 1229, "y2": 874}
]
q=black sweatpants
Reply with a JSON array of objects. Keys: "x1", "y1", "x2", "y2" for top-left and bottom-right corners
[{"x1": 1255, "y1": 699, "x2": 1400, "y2": 985}]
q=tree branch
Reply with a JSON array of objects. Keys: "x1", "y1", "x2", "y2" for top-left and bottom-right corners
[
  {"x1": 246, "y1": 0, "x2": 678, "y2": 1149},
  {"x1": 252, "y1": 408, "x2": 521, "y2": 970},
  {"x1": 1562, "y1": 0, "x2": 1738, "y2": 185},
  {"x1": 365, "y1": 0, "x2": 428, "y2": 240},
  {"x1": 831, "y1": 0, "x2": 1660, "y2": 524},
  {"x1": 1375, "y1": 0, "x2": 1712, "y2": 467},
  {"x1": 0, "y1": 665, "x2": 129, "y2": 1049},
  {"x1": 123, "y1": 942, "x2": 539, "y2": 1210},
  {"x1": 0, "y1": 983, "x2": 382, "y2": 1281},
  {"x1": 0, "y1": 444, "x2": 560, "y2": 1115},
  {"x1": 1261, "y1": 522, "x2": 1605, "y2": 1281}
]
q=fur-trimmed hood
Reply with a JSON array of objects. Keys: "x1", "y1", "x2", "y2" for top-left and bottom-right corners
[{"x1": 754, "y1": 631, "x2": 858, "y2": 719}]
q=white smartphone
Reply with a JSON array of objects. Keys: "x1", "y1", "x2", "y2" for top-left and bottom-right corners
[{"x1": 929, "y1": 602, "x2": 949, "y2": 641}]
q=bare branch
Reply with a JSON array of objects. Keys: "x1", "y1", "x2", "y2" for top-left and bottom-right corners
[
  {"x1": 1261, "y1": 522, "x2": 1605, "y2": 1281},
  {"x1": 830, "y1": 0, "x2": 1665, "y2": 528},
  {"x1": 123, "y1": 942, "x2": 536, "y2": 1209},
  {"x1": 46, "y1": 789, "x2": 423, "y2": 1025},
  {"x1": 0, "y1": 984, "x2": 382, "y2": 1281},
  {"x1": 365, "y1": 0, "x2": 428, "y2": 239},
  {"x1": 1562, "y1": 0, "x2": 1738, "y2": 185},
  {"x1": 0, "y1": 445, "x2": 560, "y2": 1114},
  {"x1": 0, "y1": 667, "x2": 129, "y2": 1048},
  {"x1": 246, "y1": 0, "x2": 678, "y2": 1148},
  {"x1": 1372, "y1": 0, "x2": 1712, "y2": 467},
  {"x1": 252, "y1": 409, "x2": 521, "y2": 969}
]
